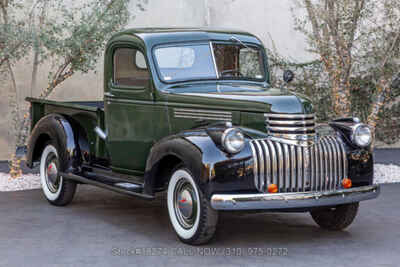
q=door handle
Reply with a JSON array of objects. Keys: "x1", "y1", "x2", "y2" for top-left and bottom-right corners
[{"x1": 104, "y1": 92, "x2": 115, "y2": 97}]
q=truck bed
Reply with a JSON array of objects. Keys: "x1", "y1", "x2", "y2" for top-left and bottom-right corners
[
  {"x1": 26, "y1": 97, "x2": 105, "y2": 132},
  {"x1": 27, "y1": 97, "x2": 107, "y2": 161},
  {"x1": 27, "y1": 97, "x2": 104, "y2": 112}
]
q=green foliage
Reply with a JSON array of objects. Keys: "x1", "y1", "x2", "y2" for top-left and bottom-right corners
[
  {"x1": 1, "y1": 0, "x2": 136, "y2": 176},
  {"x1": 0, "y1": 0, "x2": 31, "y2": 69},
  {"x1": 276, "y1": 0, "x2": 400, "y2": 145},
  {"x1": 38, "y1": 0, "x2": 131, "y2": 98},
  {"x1": 267, "y1": 48, "x2": 400, "y2": 144}
]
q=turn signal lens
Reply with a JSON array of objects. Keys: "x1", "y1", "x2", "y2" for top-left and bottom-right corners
[
  {"x1": 342, "y1": 178, "x2": 352, "y2": 189},
  {"x1": 268, "y1": 184, "x2": 278, "y2": 193}
]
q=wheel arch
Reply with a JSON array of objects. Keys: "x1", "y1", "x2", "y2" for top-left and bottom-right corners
[
  {"x1": 143, "y1": 137, "x2": 205, "y2": 196},
  {"x1": 26, "y1": 113, "x2": 82, "y2": 173}
]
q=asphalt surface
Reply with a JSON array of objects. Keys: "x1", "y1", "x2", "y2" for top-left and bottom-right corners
[
  {"x1": 373, "y1": 148, "x2": 400, "y2": 165},
  {"x1": 0, "y1": 183, "x2": 398, "y2": 267}
]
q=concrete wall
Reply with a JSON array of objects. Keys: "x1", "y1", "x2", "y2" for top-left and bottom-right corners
[
  {"x1": 0, "y1": 0, "x2": 311, "y2": 160},
  {"x1": 207, "y1": 0, "x2": 312, "y2": 61}
]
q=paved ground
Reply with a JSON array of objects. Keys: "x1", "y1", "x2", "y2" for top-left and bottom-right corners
[
  {"x1": 374, "y1": 149, "x2": 400, "y2": 165},
  {"x1": 0, "y1": 183, "x2": 398, "y2": 267}
]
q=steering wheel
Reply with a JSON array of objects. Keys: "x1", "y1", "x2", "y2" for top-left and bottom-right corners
[{"x1": 220, "y1": 69, "x2": 243, "y2": 77}]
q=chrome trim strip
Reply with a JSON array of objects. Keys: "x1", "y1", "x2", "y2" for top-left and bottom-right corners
[
  {"x1": 323, "y1": 138, "x2": 333, "y2": 190},
  {"x1": 94, "y1": 126, "x2": 107, "y2": 140},
  {"x1": 268, "y1": 136, "x2": 316, "y2": 147},
  {"x1": 297, "y1": 146, "x2": 303, "y2": 192},
  {"x1": 266, "y1": 119, "x2": 315, "y2": 125},
  {"x1": 283, "y1": 143, "x2": 290, "y2": 192},
  {"x1": 174, "y1": 115, "x2": 231, "y2": 121},
  {"x1": 302, "y1": 147, "x2": 308, "y2": 191},
  {"x1": 266, "y1": 140, "x2": 278, "y2": 187},
  {"x1": 315, "y1": 143, "x2": 320, "y2": 191},
  {"x1": 174, "y1": 108, "x2": 232, "y2": 115},
  {"x1": 310, "y1": 145, "x2": 315, "y2": 191},
  {"x1": 249, "y1": 142, "x2": 259, "y2": 189},
  {"x1": 209, "y1": 41, "x2": 219, "y2": 79},
  {"x1": 174, "y1": 112, "x2": 232, "y2": 118},
  {"x1": 328, "y1": 136, "x2": 339, "y2": 189},
  {"x1": 261, "y1": 140, "x2": 271, "y2": 190},
  {"x1": 265, "y1": 113, "x2": 315, "y2": 119},
  {"x1": 338, "y1": 138, "x2": 348, "y2": 178},
  {"x1": 211, "y1": 185, "x2": 380, "y2": 210},
  {"x1": 319, "y1": 141, "x2": 326, "y2": 191},
  {"x1": 254, "y1": 141, "x2": 265, "y2": 192},
  {"x1": 275, "y1": 142, "x2": 284, "y2": 191},
  {"x1": 269, "y1": 126, "x2": 315, "y2": 132},
  {"x1": 290, "y1": 145, "x2": 296, "y2": 192}
]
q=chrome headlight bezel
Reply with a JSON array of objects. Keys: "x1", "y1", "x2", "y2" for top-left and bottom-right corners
[
  {"x1": 221, "y1": 128, "x2": 245, "y2": 154},
  {"x1": 352, "y1": 123, "x2": 372, "y2": 148}
]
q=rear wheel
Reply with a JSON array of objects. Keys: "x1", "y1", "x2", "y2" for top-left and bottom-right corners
[
  {"x1": 40, "y1": 143, "x2": 76, "y2": 206},
  {"x1": 310, "y1": 202, "x2": 359, "y2": 230},
  {"x1": 167, "y1": 166, "x2": 218, "y2": 245}
]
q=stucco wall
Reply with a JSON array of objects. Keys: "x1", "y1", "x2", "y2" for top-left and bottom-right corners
[
  {"x1": 207, "y1": 0, "x2": 312, "y2": 61},
  {"x1": 0, "y1": 0, "x2": 311, "y2": 160}
]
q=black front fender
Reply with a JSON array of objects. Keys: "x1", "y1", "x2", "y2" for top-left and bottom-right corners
[{"x1": 144, "y1": 131, "x2": 255, "y2": 198}]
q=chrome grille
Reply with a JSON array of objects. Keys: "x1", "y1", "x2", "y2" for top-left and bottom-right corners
[
  {"x1": 265, "y1": 113, "x2": 316, "y2": 140},
  {"x1": 249, "y1": 136, "x2": 348, "y2": 193}
]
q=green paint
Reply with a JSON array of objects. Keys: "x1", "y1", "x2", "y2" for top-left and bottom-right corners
[{"x1": 28, "y1": 28, "x2": 314, "y2": 176}]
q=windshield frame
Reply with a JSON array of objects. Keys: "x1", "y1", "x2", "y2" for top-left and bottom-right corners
[{"x1": 151, "y1": 40, "x2": 268, "y2": 84}]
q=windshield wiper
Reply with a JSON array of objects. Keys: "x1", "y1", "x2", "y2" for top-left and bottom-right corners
[{"x1": 230, "y1": 36, "x2": 257, "y2": 51}]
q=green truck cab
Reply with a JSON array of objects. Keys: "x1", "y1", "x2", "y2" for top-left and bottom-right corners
[{"x1": 26, "y1": 28, "x2": 379, "y2": 245}]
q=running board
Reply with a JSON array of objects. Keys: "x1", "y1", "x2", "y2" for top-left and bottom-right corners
[{"x1": 60, "y1": 172, "x2": 154, "y2": 200}]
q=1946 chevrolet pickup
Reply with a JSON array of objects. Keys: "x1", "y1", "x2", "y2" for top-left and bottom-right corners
[{"x1": 26, "y1": 28, "x2": 380, "y2": 245}]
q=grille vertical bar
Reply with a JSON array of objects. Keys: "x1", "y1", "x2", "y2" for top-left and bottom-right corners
[
  {"x1": 297, "y1": 146, "x2": 303, "y2": 192},
  {"x1": 290, "y1": 145, "x2": 296, "y2": 192},
  {"x1": 250, "y1": 136, "x2": 347, "y2": 193},
  {"x1": 283, "y1": 144, "x2": 290, "y2": 192}
]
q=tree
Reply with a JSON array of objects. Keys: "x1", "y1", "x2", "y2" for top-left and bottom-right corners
[
  {"x1": 292, "y1": 0, "x2": 400, "y2": 140},
  {"x1": 7, "y1": 0, "x2": 134, "y2": 177},
  {"x1": 0, "y1": 0, "x2": 33, "y2": 178}
]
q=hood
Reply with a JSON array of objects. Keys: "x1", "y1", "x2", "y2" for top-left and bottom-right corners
[{"x1": 166, "y1": 82, "x2": 314, "y2": 114}]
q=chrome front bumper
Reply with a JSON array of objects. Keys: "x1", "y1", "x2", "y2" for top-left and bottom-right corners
[{"x1": 210, "y1": 185, "x2": 380, "y2": 210}]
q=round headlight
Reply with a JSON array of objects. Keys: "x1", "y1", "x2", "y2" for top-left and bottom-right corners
[
  {"x1": 353, "y1": 124, "x2": 372, "y2": 147},
  {"x1": 222, "y1": 128, "x2": 245, "y2": 154}
]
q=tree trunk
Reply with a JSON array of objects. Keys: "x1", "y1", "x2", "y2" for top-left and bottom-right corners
[
  {"x1": 6, "y1": 59, "x2": 23, "y2": 179},
  {"x1": 367, "y1": 78, "x2": 391, "y2": 145}
]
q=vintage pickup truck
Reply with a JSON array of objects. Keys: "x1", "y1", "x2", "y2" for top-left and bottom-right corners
[{"x1": 26, "y1": 28, "x2": 379, "y2": 245}]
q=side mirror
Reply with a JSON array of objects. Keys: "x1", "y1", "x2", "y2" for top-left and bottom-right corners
[{"x1": 283, "y1": 70, "x2": 294, "y2": 83}]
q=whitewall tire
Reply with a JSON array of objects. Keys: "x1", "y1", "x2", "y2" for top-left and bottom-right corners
[
  {"x1": 167, "y1": 166, "x2": 218, "y2": 245},
  {"x1": 40, "y1": 143, "x2": 76, "y2": 206}
]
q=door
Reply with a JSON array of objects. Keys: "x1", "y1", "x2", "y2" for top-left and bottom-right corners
[{"x1": 104, "y1": 46, "x2": 159, "y2": 175}]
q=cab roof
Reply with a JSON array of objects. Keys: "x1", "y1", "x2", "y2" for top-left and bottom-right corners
[{"x1": 108, "y1": 27, "x2": 264, "y2": 48}]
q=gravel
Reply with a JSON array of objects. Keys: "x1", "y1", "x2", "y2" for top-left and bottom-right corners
[
  {"x1": 374, "y1": 164, "x2": 400, "y2": 184},
  {"x1": 0, "y1": 173, "x2": 41, "y2": 192},
  {"x1": 0, "y1": 164, "x2": 399, "y2": 192}
]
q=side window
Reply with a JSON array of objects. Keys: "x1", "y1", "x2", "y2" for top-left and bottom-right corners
[{"x1": 113, "y1": 48, "x2": 149, "y2": 87}]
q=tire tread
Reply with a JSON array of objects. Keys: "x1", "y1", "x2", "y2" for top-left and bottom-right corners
[{"x1": 310, "y1": 202, "x2": 359, "y2": 230}]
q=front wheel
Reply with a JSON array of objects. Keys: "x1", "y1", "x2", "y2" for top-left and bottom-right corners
[
  {"x1": 167, "y1": 166, "x2": 218, "y2": 245},
  {"x1": 310, "y1": 202, "x2": 359, "y2": 230},
  {"x1": 40, "y1": 143, "x2": 77, "y2": 206}
]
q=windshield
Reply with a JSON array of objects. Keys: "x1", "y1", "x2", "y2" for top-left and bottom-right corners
[{"x1": 154, "y1": 43, "x2": 265, "y2": 83}]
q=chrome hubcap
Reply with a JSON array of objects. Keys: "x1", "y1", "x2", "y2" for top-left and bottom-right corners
[
  {"x1": 174, "y1": 179, "x2": 197, "y2": 229},
  {"x1": 45, "y1": 153, "x2": 60, "y2": 193}
]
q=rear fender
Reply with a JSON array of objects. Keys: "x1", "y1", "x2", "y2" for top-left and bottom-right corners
[{"x1": 26, "y1": 114, "x2": 81, "y2": 173}]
